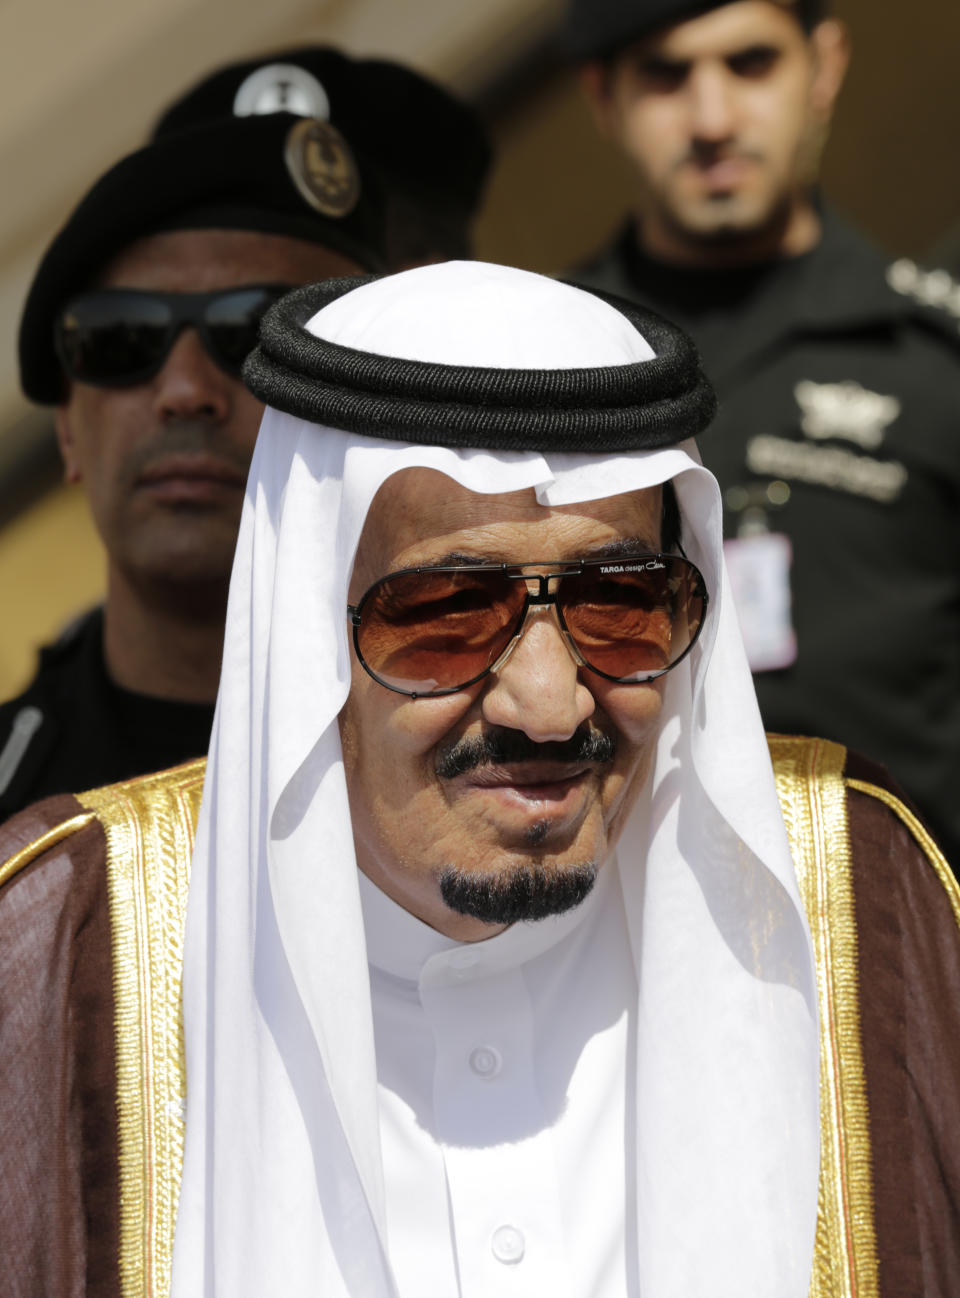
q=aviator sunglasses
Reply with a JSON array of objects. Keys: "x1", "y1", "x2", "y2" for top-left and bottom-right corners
[
  {"x1": 54, "y1": 284, "x2": 292, "y2": 387},
  {"x1": 348, "y1": 553, "x2": 709, "y2": 698}
]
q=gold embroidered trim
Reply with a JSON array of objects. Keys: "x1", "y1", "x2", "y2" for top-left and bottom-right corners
[
  {"x1": 767, "y1": 735, "x2": 879, "y2": 1298},
  {"x1": 80, "y1": 759, "x2": 205, "y2": 1298},
  {"x1": 0, "y1": 812, "x2": 95, "y2": 889},
  {"x1": 847, "y1": 778, "x2": 960, "y2": 932}
]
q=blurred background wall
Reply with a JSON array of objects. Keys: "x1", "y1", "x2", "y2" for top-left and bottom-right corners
[{"x1": 2, "y1": 0, "x2": 959, "y2": 696}]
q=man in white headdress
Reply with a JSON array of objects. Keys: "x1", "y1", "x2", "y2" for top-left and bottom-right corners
[{"x1": 2, "y1": 262, "x2": 959, "y2": 1298}]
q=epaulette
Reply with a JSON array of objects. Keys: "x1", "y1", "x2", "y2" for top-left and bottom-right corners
[{"x1": 886, "y1": 257, "x2": 960, "y2": 337}]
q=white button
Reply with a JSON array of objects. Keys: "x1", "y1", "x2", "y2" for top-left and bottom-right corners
[
  {"x1": 449, "y1": 949, "x2": 479, "y2": 971},
  {"x1": 491, "y1": 1225, "x2": 525, "y2": 1264},
  {"x1": 468, "y1": 1045, "x2": 502, "y2": 1078}
]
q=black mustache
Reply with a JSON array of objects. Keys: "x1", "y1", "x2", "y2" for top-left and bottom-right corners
[{"x1": 435, "y1": 727, "x2": 616, "y2": 780}]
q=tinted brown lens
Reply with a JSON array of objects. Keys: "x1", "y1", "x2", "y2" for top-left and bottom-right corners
[
  {"x1": 357, "y1": 569, "x2": 525, "y2": 692},
  {"x1": 559, "y1": 558, "x2": 704, "y2": 680}
]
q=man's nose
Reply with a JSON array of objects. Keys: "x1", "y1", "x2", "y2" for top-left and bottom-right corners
[
  {"x1": 688, "y1": 65, "x2": 736, "y2": 144},
  {"x1": 480, "y1": 606, "x2": 595, "y2": 742},
  {"x1": 152, "y1": 328, "x2": 232, "y2": 422}
]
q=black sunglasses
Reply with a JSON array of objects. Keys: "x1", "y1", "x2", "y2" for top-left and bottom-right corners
[
  {"x1": 348, "y1": 553, "x2": 709, "y2": 698},
  {"x1": 54, "y1": 284, "x2": 292, "y2": 387}
]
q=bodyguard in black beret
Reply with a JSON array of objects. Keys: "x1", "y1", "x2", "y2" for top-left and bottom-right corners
[
  {"x1": 1, "y1": 49, "x2": 489, "y2": 822},
  {"x1": 19, "y1": 112, "x2": 384, "y2": 406},
  {"x1": 566, "y1": 0, "x2": 960, "y2": 875},
  {"x1": 21, "y1": 47, "x2": 493, "y2": 406}
]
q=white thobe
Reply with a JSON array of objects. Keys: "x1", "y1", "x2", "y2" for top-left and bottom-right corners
[{"x1": 360, "y1": 860, "x2": 639, "y2": 1298}]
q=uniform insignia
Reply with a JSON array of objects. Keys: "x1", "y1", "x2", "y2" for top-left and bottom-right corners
[
  {"x1": 794, "y1": 379, "x2": 900, "y2": 450},
  {"x1": 746, "y1": 435, "x2": 907, "y2": 504},
  {"x1": 284, "y1": 119, "x2": 361, "y2": 219},
  {"x1": 887, "y1": 257, "x2": 960, "y2": 323},
  {"x1": 233, "y1": 63, "x2": 331, "y2": 121}
]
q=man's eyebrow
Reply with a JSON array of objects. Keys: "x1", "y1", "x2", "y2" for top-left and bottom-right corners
[
  {"x1": 590, "y1": 536, "x2": 662, "y2": 558},
  {"x1": 395, "y1": 550, "x2": 487, "y2": 570},
  {"x1": 637, "y1": 53, "x2": 690, "y2": 77},
  {"x1": 397, "y1": 538, "x2": 663, "y2": 569}
]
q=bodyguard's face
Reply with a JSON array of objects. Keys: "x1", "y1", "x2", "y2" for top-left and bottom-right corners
[
  {"x1": 55, "y1": 228, "x2": 361, "y2": 594},
  {"x1": 338, "y1": 469, "x2": 666, "y2": 941},
  {"x1": 584, "y1": 2, "x2": 846, "y2": 256}
]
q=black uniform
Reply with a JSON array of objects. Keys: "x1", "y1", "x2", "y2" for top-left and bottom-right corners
[
  {"x1": 574, "y1": 209, "x2": 960, "y2": 867},
  {"x1": 0, "y1": 608, "x2": 215, "y2": 820}
]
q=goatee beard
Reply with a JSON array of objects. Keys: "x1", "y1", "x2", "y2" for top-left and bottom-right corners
[{"x1": 439, "y1": 860, "x2": 599, "y2": 926}]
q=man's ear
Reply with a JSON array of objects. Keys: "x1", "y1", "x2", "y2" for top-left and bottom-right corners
[
  {"x1": 54, "y1": 404, "x2": 82, "y2": 484},
  {"x1": 579, "y1": 60, "x2": 618, "y2": 136},
  {"x1": 808, "y1": 19, "x2": 850, "y2": 122}
]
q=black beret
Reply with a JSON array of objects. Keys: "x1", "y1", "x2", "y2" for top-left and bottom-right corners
[
  {"x1": 562, "y1": 0, "x2": 824, "y2": 61},
  {"x1": 243, "y1": 276, "x2": 717, "y2": 454},
  {"x1": 19, "y1": 110, "x2": 385, "y2": 404},
  {"x1": 153, "y1": 47, "x2": 492, "y2": 220}
]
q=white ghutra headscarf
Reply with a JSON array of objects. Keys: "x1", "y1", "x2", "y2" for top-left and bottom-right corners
[{"x1": 171, "y1": 262, "x2": 819, "y2": 1298}]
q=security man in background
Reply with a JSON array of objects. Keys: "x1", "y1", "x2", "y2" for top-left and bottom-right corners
[
  {"x1": 565, "y1": 0, "x2": 960, "y2": 867},
  {"x1": 0, "y1": 48, "x2": 491, "y2": 820}
]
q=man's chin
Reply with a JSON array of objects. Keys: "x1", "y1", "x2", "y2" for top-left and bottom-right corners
[
  {"x1": 438, "y1": 860, "x2": 598, "y2": 926},
  {"x1": 660, "y1": 192, "x2": 792, "y2": 253},
  {"x1": 675, "y1": 204, "x2": 765, "y2": 244}
]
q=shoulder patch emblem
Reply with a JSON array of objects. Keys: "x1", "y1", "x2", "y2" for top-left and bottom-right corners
[
  {"x1": 887, "y1": 257, "x2": 960, "y2": 325},
  {"x1": 794, "y1": 379, "x2": 900, "y2": 450}
]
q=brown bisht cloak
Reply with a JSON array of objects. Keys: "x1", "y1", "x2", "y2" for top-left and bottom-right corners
[{"x1": 1, "y1": 739, "x2": 959, "y2": 1298}]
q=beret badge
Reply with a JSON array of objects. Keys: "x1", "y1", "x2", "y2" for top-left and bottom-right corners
[{"x1": 284, "y1": 119, "x2": 361, "y2": 219}]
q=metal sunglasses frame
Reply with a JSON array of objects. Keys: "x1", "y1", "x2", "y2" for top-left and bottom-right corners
[{"x1": 347, "y1": 552, "x2": 709, "y2": 698}]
